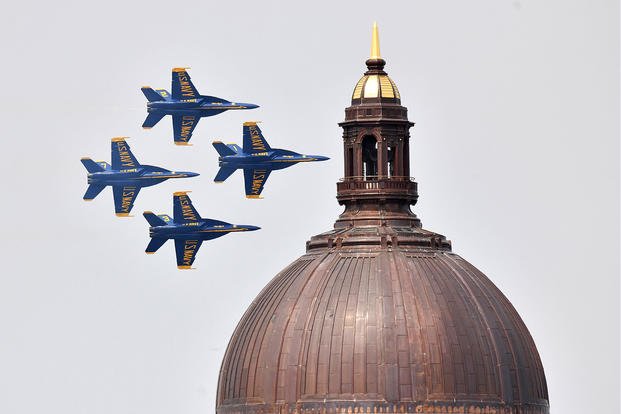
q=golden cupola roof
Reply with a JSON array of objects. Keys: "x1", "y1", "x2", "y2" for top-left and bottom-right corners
[{"x1": 351, "y1": 23, "x2": 401, "y2": 103}]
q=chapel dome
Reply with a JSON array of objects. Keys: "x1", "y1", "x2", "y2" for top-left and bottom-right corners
[
  {"x1": 216, "y1": 23, "x2": 548, "y2": 414},
  {"x1": 216, "y1": 245, "x2": 549, "y2": 414}
]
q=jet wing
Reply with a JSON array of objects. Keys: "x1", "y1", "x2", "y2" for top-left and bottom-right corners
[
  {"x1": 173, "y1": 192, "x2": 202, "y2": 223},
  {"x1": 171, "y1": 68, "x2": 200, "y2": 100},
  {"x1": 111, "y1": 137, "x2": 140, "y2": 170},
  {"x1": 175, "y1": 239, "x2": 203, "y2": 269},
  {"x1": 172, "y1": 114, "x2": 200, "y2": 145},
  {"x1": 242, "y1": 122, "x2": 272, "y2": 154},
  {"x1": 113, "y1": 185, "x2": 140, "y2": 216},
  {"x1": 243, "y1": 168, "x2": 271, "y2": 199}
]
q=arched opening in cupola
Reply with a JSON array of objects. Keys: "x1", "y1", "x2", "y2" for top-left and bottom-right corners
[
  {"x1": 361, "y1": 135, "x2": 378, "y2": 179},
  {"x1": 387, "y1": 144, "x2": 396, "y2": 177}
]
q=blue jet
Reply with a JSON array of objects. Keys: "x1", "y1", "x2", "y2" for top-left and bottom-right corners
[
  {"x1": 212, "y1": 122, "x2": 329, "y2": 198},
  {"x1": 81, "y1": 137, "x2": 199, "y2": 216},
  {"x1": 141, "y1": 68, "x2": 259, "y2": 145},
  {"x1": 143, "y1": 192, "x2": 260, "y2": 269}
]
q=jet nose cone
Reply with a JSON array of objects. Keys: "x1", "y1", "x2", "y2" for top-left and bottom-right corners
[
  {"x1": 314, "y1": 155, "x2": 330, "y2": 162},
  {"x1": 242, "y1": 103, "x2": 259, "y2": 110},
  {"x1": 243, "y1": 225, "x2": 261, "y2": 232},
  {"x1": 183, "y1": 171, "x2": 200, "y2": 178}
]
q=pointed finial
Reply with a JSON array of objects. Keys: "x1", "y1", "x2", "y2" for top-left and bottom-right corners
[{"x1": 370, "y1": 22, "x2": 381, "y2": 59}]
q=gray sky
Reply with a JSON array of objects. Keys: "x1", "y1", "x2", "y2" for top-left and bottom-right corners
[{"x1": 0, "y1": 1, "x2": 618, "y2": 413}]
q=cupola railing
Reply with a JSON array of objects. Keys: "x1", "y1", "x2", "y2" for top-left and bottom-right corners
[{"x1": 337, "y1": 176, "x2": 417, "y2": 194}]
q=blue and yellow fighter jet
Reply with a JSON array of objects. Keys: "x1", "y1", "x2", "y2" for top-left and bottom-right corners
[
  {"x1": 143, "y1": 192, "x2": 260, "y2": 269},
  {"x1": 81, "y1": 137, "x2": 199, "y2": 216},
  {"x1": 212, "y1": 122, "x2": 329, "y2": 198},
  {"x1": 141, "y1": 68, "x2": 259, "y2": 145}
]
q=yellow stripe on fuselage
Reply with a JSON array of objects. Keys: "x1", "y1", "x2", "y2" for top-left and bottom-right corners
[
  {"x1": 138, "y1": 175, "x2": 187, "y2": 179},
  {"x1": 199, "y1": 228, "x2": 248, "y2": 233}
]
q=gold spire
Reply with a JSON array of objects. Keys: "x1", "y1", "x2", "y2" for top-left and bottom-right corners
[{"x1": 370, "y1": 22, "x2": 381, "y2": 59}]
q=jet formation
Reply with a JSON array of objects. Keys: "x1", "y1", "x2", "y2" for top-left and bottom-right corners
[
  {"x1": 83, "y1": 68, "x2": 328, "y2": 268},
  {"x1": 81, "y1": 137, "x2": 198, "y2": 216},
  {"x1": 141, "y1": 68, "x2": 258, "y2": 145},
  {"x1": 143, "y1": 192, "x2": 260, "y2": 269},
  {"x1": 212, "y1": 122, "x2": 329, "y2": 198}
]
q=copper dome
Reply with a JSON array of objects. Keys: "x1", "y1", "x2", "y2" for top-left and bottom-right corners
[{"x1": 216, "y1": 25, "x2": 548, "y2": 414}]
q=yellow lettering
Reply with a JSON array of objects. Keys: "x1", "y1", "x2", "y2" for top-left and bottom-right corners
[
  {"x1": 182, "y1": 240, "x2": 198, "y2": 266},
  {"x1": 249, "y1": 126, "x2": 266, "y2": 151},
  {"x1": 177, "y1": 73, "x2": 196, "y2": 98},
  {"x1": 179, "y1": 115, "x2": 196, "y2": 141},
  {"x1": 251, "y1": 169, "x2": 267, "y2": 195},
  {"x1": 116, "y1": 142, "x2": 135, "y2": 167},
  {"x1": 179, "y1": 195, "x2": 198, "y2": 221},
  {"x1": 120, "y1": 186, "x2": 136, "y2": 212}
]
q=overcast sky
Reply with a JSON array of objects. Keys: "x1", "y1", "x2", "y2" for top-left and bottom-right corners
[{"x1": 0, "y1": 1, "x2": 618, "y2": 413}]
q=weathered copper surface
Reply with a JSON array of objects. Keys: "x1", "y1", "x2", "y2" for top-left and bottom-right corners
[
  {"x1": 216, "y1": 27, "x2": 548, "y2": 414},
  {"x1": 217, "y1": 248, "x2": 548, "y2": 414}
]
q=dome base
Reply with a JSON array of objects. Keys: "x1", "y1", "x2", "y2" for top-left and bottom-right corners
[{"x1": 218, "y1": 399, "x2": 549, "y2": 414}]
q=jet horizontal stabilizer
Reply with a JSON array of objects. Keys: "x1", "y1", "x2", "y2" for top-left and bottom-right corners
[
  {"x1": 145, "y1": 237, "x2": 167, "y2": 254},
  {"x1": 142, "y1": 87, "x2": 166, "y2": 102},
  {"x1": 83, "y1": 183, "x2": 106, "y2": 200},
  {"x1": 81, "y1": 158, "x2": 105, "y2": 173},
  {"x1": 142, "y1": 111, "x2": 166, "y2": 129},
  {"x1": 214, "y1": 166, "x2": 237, "y2": 183},
  {"x1": 213, "y1": 141, "x2": 237, "y2": 157}
]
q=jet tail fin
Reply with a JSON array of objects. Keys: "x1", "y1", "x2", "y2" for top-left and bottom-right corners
[
  {"x1": 97, "y1": 161, "x2": 112, "y2": 170},
  {"x1": 141, "y1": 87, "x2": 166, "y2": 102},
  {"x1": 158, "y1": 214, "x2": 173, "y2": 224},
  {"x1": 145, "y1": 237, "x2": 167, "y2": 254},
  {"x1": 143, "y1": 211, "x2": 168, "y2": 227},
  {"x1": 81, "y1": 158, "x2": 105, "y2": 173},
  {"x1": 212, "y1": 141, "x2": 237, "y2": 157}
]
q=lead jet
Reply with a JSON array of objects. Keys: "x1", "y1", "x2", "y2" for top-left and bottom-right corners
[
  {"x1": 141, "y1": 68, "x2": 259, "y2": 145},
  {"x1": 212, "y1": 122, "x2": 329, "y2": 198},
  {"x1": 143, "y1": 192, "x2": 260, "y2": 269},
  {"x1": 81, "y1": 137, "x2": 199, "y2": 216}
]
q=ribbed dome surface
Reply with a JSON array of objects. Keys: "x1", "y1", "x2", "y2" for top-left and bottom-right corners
[
  {"x1": 217, "y1": 245, "x2": 548, "y2": 414},
  {"x1": 352, "y1": 74, "x2": 401, "y2": 101}
]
